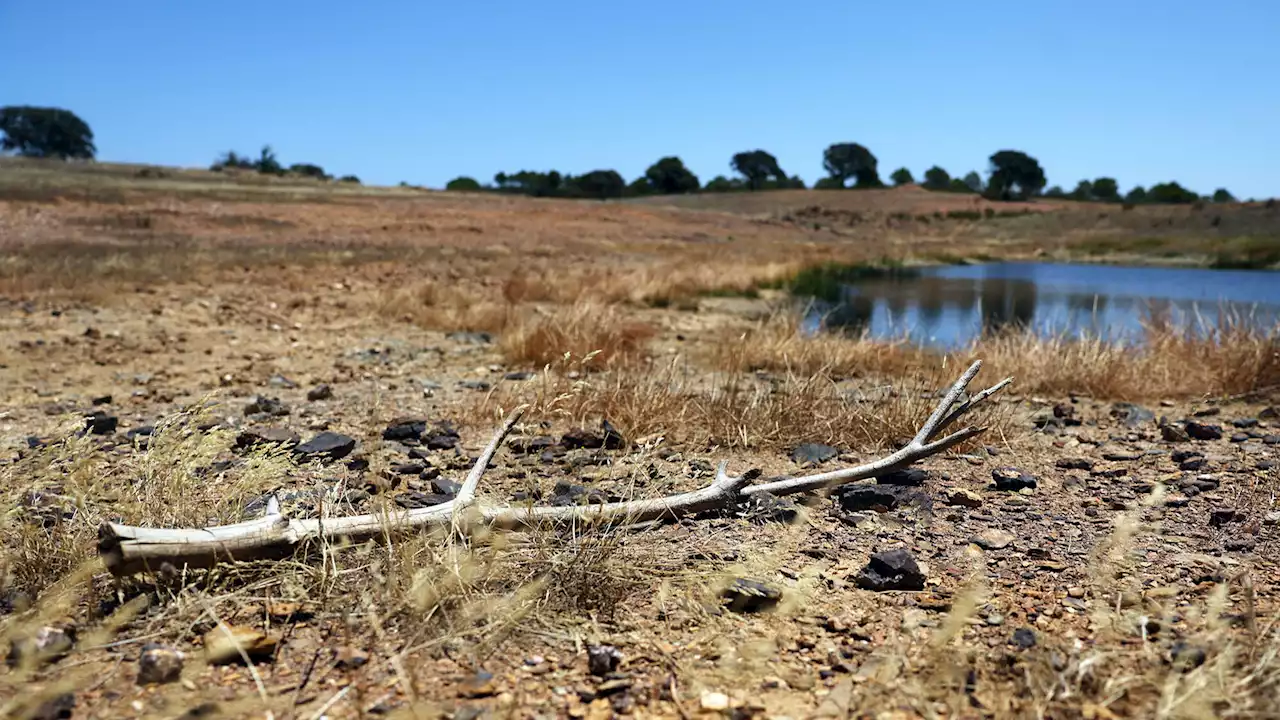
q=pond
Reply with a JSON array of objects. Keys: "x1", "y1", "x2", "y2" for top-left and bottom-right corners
[{"x1": 798, "y1": 261, "x2": 1280, "y2": 349}]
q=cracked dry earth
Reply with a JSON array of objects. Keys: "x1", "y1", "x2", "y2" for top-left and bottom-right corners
[{"x1": 2, "y1": 283, "x2": 1279, "y2": 720}]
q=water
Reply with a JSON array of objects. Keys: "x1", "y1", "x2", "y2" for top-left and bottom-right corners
[{"x1": 800, "y1": 261, "x2": 1280, "y2": 349}]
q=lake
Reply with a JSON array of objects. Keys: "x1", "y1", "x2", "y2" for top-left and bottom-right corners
[{"x1": 800, "y1": 261, "x2": 1280, "y2": 349}]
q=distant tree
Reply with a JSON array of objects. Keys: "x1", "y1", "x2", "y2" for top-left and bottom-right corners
[
  {"x1": 731, "y1": 150, "x2": 785, "y2": 190},
  {"x1": 626, "y1": 176, "x2": 651, "y2": 197},
  {"x1": 962, "y1": 171, "x2": 984, "y2": 194},
  {"x1": 813, "y1": 176, "x2": 845, "y2": 190},
  {"x1": 786, "y1": 174, "x2": 807, "y2": 189},
  {"x1": 289, "y1": 163, "x2": 329, "y2": 180},
  {"x1": 0, "y1": 105, "x2": 96, "y2": 160},
  {"x1": 644, "y1": 156, "x2": 701, "y2": 194},
  {"x1": 252, "y1": 145, "x2": 285, "y2": 176},
  {"x1": 1146, "y1": 181, "x2": 1199, "y2": 204},
  {"x1": 890, "y1": 167, "x2": 914, "y2": 186},
  {"x1": 1211, "y1": 188, "x2": 1236, "y2": 203},
  {"x1": 338, "y1": 175, "x2": 361, "y2": 184},
  {"x1": 921, "y1": 166, "x2": 951, "y2": 191},
  {"x1": 445, "y1": 176, "x2": 482, "y2": 192},
  {"x1": 1043, "y1": 185, "x2": 1066, "y2": 198},
  {"x1": 1069, "y1": 180, "x2": 1094, "y2": 201},
  {"x1": 1124, "y1": 186, "x2": 1148, "y2": 204},
  {"x1": 1089, "y1": 177, "x2": 1120, "y2": 202},
  {"x1": 985, "y1": 150, "x2": 1046, "y2": 200},
  {"x1": 571, "y1": 169, "x2": 625, "y2": 200},
  {"x1": 948, "y1": 178, "x2": 973, "y2": 193},
  {"x1": 703, "y1": 175, "x2": 743, "y2": 192},
  {"x1": 211, "y1": 150, "x2": 255, "y2": 171},
  {"x1": 494, "y1": 172, "x2": 509, "y2": 188},
  {"x1": 822, "y1": 142, "x2": 882, "y2": 188}
]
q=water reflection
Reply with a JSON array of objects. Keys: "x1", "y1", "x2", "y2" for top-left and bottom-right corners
[{"x1": 803, "y1": 262, "x2": 1280, "y2": 349}]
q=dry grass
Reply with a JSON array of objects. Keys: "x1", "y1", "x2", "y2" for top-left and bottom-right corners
[
  {"x1": 499, "y1": 300, "x2": 658, "y2": 372},
  {"x1": 710, "y1": 307, "x2": 1280, "y2": 401}
]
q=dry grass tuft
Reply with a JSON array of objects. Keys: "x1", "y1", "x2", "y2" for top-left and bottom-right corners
[{"x1": 499, "y1": 300, "x2": 658, "y2": 372}]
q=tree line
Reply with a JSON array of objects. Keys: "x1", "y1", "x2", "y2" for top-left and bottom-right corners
[{"x1": 0, "y1": 104, "x2": 1242, "y2": 205}]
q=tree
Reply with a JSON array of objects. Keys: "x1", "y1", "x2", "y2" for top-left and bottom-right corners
[
  {"x1": 1124, "y1": 186, "x2": 1147, "y2": 204},
  {"x1": 0, "y1": 106, "x2": 96, "y2": 160},
  {"x1": 890, "y1": 168, "x2": 914, "y2": 186},
  {"x1": 813, "y1": 176, "x2": 845, "y2": 190},
  {"x1": 822, "y1": 143, "x2": 881, "y2": 188},
  {"x1": 985, "y1": 150, "x2": 1046, "y2": 200},
  {"x1": 962, "y1": 171, "x2": 984, "y2": 194},
  {"x1": 571, "y1": 169, "x2": 625, "y2": 200},
  {"x1": 446, "y1": 176, "x2": 482, "y2": 192},
  {"x1": 338, "y1": 175, "x2": 361, "y2": 184},
  {"x1": 703, "y1": 175, "x2": 743, "y2": 193},
  {"x1": 211, "y1": 150, "x2": 255, "y2": 171},
  {"x1": 731, "y1": 150, "x2": 785, "y2": 191},
  {"x1": 949, "y1": 178, "x2": 973, "y2": 193},
  {"x1": 1211, "y1": 188, "x2": 1236, "y2": 203},
  {"x1": 1069, "y1": 180, "x2": 1094, "y2": 201},
  {"x1": 1146, "y1": 181, "x2": 1199, "y2": 204},
  {"x1": 1091, "y1": 177, "x2": 1120, "y2": 203},
  {"x1": 253, "y1": 145, "x2": 284, "y2": 176},
  {"x1": 922, "y1": 166, "x2": 951, "y2": 191},
  {"x1": 289, "y1": 163, "x2": 329, "y2": 180},
  {"x1": 1043, "y1": 186, "x2": 1066, "y2": 198},
  {"x1": 644, "y1": 156, "x2": 700, "y2": 195}
]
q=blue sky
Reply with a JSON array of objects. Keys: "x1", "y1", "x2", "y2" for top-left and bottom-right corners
[{"x1": 3, "y1": 0, "x2": 1276, "y2": 198}]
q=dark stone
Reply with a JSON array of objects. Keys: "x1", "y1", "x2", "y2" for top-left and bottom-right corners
[
  {"x1": 1264, "y1": 435, "x2": 1280, "y2": 445},
  {"x1": 1102, "y1": 450, "x2": 1142, "y2": 461},
  {"x1": 84, "y1": 411, "x2": 118, "y2": 436},
  {"x1": 382, "y1": 417, "x2": 427, "y2": 442},
  {"x1": 601, "y1": 419, "x2": 626, "y2": 450},
  {"x1": 294, "y1": 432, "x2": 356, "y2": 462},
  {"x1": 1161, "y1": 424, "x2": 1191, "y2": 442},
  {"x1": 511, "y1": 436, "x2": 556, "y2": 454},
  {"x1": 549, "y1": 482, "x2": 609, "y2": 506},
  {"x1": 991, "y1": 467, "x2": 1037, "y2": 491},
  {"x1": 445, "y1": 331, "x2": 493, "y2": 345},
  {"x1": 1111, "y1": 403, "x2": 1155, "y2": 428},
  {"x1": 721, "y1": 578, "x2": 782, "y2": 613},
  {"x1": 424, "y1": 421, "x2": 461, "y2": 450},
  {"x1": 459, "y1": 380, "x2": 491, "y2": 391},
  {"x1": 1258, "y1": 460, "x2": 1277, "y2": 471},
  {"x1": 235, "y1": 427, "x2": 301, "y2": 451},
  {"x1": 790, "y1": 442, "x2": 839, "y2": 466},
  {"x1": 307, "y1": 384, "x2": 333, "y2": 401},
  {"x1": 91, "y1": 395, "x2": 112, "y2": 406},
  {"x1": 587, "y1": 645, "x2": 623, "y2": 676},
  {"x1": 1179, "y1": 457, "x2": 1208, "y2": 471},
  {"x1": 741, "y1": 492, "x2": 800, "y2": 524},
  {"x1": 834, "y1": 485, "x2": 906, "y2": 513},
  {"x1": 431, "y1": 477, "x2": 462, "y2": 496},
  {"x1": 1168, "y1": 641, "x2": 1207, "y2": 670},
  {"x1": 1184, "y1": 421, "x2": 1222, "y2": 441},
  {"x1": 1232, "y1": 418, "x2": 1260, "y2": 429},
  {"x1": 1012, "y1": 628, "x2": 1037, "y2": 649},
  {"x1": 504, "y1": 371, "x2": 535, "y2": 381},
  {"x1": 347, "y1": 457, "x2": 370, "y2": 472},
  {"x1": 1053, "y1": 403, "x2": 1075, "y2": 419},
  {"x1": 25, "y1": 693, "x2": 75, "y2": 720},
  {"x1": 137, "y1": 643, "x2": 185, "y2": 684},
  {"x1": 394, "y1": 491, "x2": 453, "y2": 509},
  {"x1": 1210, "y1": 509, "x2": 1243, "y2": 526},
  {"x1": 391, "y1": 463, "x2": 425, "y2": 475},
  {"x1": 1056, "y1": 457, "x2": 1094, "y2": 471},
  {"x1": 878, "y1": 468, "x2": 928, "y2": 486},
  {"x1": 244, "y1": 396, "x2": 289, "y2": 417},
  {"x1": 854, "y1": 548, "x2": 926, "y2": 592},
  {"x1": 562, "y1": 428, "x2": 604, "y2": 450},
  {"x1": 1171, "y1": 450, "x2": 1203, "y2": 463}
]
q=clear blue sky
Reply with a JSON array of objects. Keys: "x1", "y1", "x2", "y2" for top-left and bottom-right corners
[{"x1": 3, "y1": 0, "x2": 1276, "y2": 198}]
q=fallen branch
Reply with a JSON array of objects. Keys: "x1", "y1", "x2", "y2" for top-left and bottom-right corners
[{"x1": 98, "y1": 360, "x2": 1012, "y2": 576}]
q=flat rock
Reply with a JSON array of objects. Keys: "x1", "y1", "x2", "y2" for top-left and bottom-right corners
[
  {"x1": 972, "y1": 528, "x2": 1016, "y2": 550},
  {"x1": 294, "y1": 432, "x2": 356, "y2": 462},
  {"x1": 722, "y1": 578, "x2": 782, "y2": 613},
  {"x1": 992, "y1": 467, "x2": 1037, "y2": 491}
]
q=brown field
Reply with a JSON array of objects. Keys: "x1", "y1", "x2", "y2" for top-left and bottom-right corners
[{"x1": 1, "y1": 159, "x2": 1279, "y2": 719}]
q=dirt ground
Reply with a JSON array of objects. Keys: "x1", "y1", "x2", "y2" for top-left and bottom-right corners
[{"x1": 1, "y1": 170, "x2": 1279, "y2": 719}]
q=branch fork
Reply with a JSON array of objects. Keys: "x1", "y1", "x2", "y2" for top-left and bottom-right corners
[{"x1": 98, "y1": 360, "x2": 1012, "y2": 576}]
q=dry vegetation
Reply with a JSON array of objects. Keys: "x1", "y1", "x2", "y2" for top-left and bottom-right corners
[{"x1": 1, "y1": 160, "x2": 1279, "y2": 719}]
